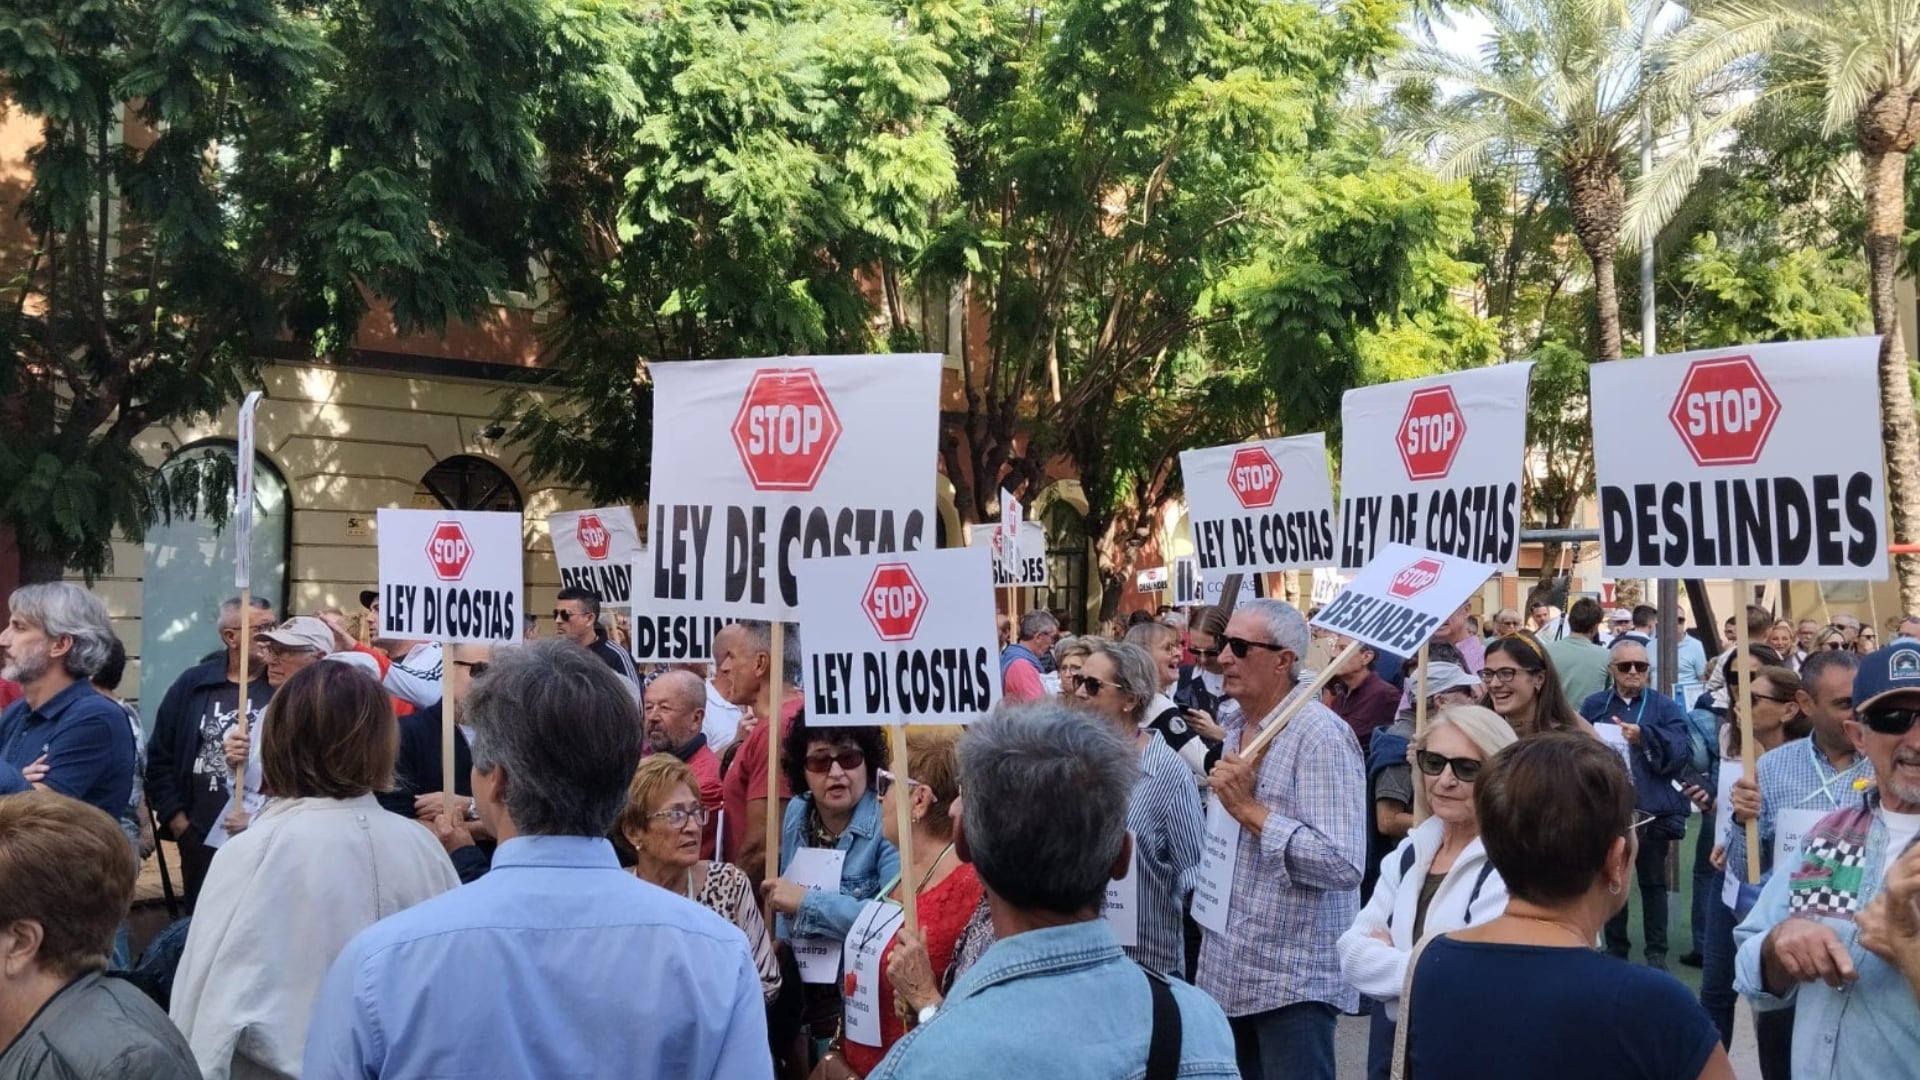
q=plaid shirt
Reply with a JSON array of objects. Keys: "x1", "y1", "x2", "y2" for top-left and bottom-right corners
[
  {"x1": 1727, "y1": 737, "x2": 1873, "y2": 885},
  {"x1": 1197, "y1": 684, "x2": 1366, "y2": 1017}
]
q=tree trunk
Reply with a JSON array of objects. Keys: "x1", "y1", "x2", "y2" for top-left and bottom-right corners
[
  {"x1": 1563, "y1": 156, "x2": 1625, "y2": 361},
  {"x1": 1862, "y1": 142, "x2": 1920, "y2": 612},
  {"x1": 1589, "y1": 249, "x2": 1622, "y2": 361}
]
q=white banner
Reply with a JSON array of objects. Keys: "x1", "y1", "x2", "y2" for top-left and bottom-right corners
[
  {"x1": 1590, "y1": 337, "x2": 1888, "y2": 580},
  {"x1": 234, "y1": 390, "x2": 264, "y2": 589},
  {"x1": 549, "y1": 507, "x2": 643, "y2": 604},
  {"x1": 376, "y1": 509, "x2": 524, "y2": 644},
  {"x1": 1310, "y1": 542, "x2": 1492, "y2": 658},
  {"x1": 1338, "y1": 364, "x2": 1533, "y2": 571},
  {"x1": 968, "y1": 521, "x2": 1050, "y2": 588},
  {"x1": 798, "y1": 546, "x2": 1000, "y2": 726},
  {"x1": 646, "y1": 354, "x2": 941, "y2": 619},
  {"x1": 1171, "y1": 557, "x2": 1258, "y2": 609},
  {"x1": 1135, "y1": 567, "x2": 1169, "y2": 594},
  {"x1": 1180, "y1": 433, "x2": 1337, "y2": 576},
  {"x1": 1001, "y1": 488, "x2": 1022, "y2": 540}
]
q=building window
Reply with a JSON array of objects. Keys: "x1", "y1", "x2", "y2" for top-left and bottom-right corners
[
  {"x1": 415, "y1": 456, "x2": 522, "y2": 512},
  {"x1": 1031, "y1": 498, "x2": 1087, "y2": 635}
]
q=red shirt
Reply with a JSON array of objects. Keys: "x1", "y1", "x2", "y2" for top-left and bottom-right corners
[
  {"x1": 720, "y1": 697, "x2": 801, "y2": 863},
  {"x1": 843, "y1": 863, "x2": 984, "y2": 1073},
  {"x1": 0, "y1": 680, "x2": 20, "y2": 712},
  {"x1": 687, "y1": 741, "x2": 723, "y2": 860}
]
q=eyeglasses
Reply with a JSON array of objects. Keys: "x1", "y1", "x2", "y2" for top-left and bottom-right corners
[
  {"x1": 552, "y1": 610, "x2": 579, "y2": 622},
  {"x1": 1480, "y1": 666, "x2": 1525, "y2": 685},
  {"x1": 1628, "y1": 810, "x2": 1657, "y2": 835},
  {"x1": 1191, "y1": 645, "x2": 1224, "y2": 661},
  {"x1": 1611, "y1": 661, "x2": 1650, "y2": 674},
  {"x1": 1861, "y1": 707, "x2": 1920, "y2": 737},
  {"x1": 1415, "y1": 750, "x2": 1482, "y2": 782},
  {"x1": 262, "y1": 644, "x2": 320, "y2": 659},
  {"x1": 804, "y1": 748, "x2": 866, "y2": 774},
  {"x1": 1220, "y1": 635, "x2": 1289, "y2": 659},
  {"x1": 1070, "y1": 673, "x2": 1117, "y2": 696},
  {"x1": 1824, "y1": 641, "x2": 1847, "y2": 650},
  {"x1": 874, "y1": 769, "x2": 926, "y2": 799},
  {"x1": 647, "y1": 805, "x2": 710, "y2": 828},
  {"x1": 452, "y1": 660, "x2": 491, "y2": 677}
]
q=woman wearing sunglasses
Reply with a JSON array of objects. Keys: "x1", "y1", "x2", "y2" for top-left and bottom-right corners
[
  {"x1": 1397, "y1": 734, "x2": 1734, "y2": 1080},
  {"x1": 1339, "y1": 705, "x2": 1515, "y2": 1080},
  {"x1": 1480, "y1": 632, "x2": 1587, "y2": 739},
  {"x1": 620, "y1": 755, "x2": 780, "y2": 1001}
]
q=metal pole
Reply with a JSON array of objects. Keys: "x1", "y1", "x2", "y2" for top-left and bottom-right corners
[{"x1": 1642, "y1": 1, "x2": 1680, "y2": 697}]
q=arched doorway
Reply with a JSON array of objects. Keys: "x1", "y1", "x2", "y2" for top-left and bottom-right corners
[
  {"x1": 414, "y1": 455, "x2": 523, "y2": 512},
  {"x1": 138, "y1": 443, "x2": 291, "y2": 709},
  {"x1": 1032, "y1": 497, "x2": 1089, "y2": 634}
]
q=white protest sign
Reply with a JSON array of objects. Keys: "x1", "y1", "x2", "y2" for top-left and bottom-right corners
[
  {"x1": 784, "y1": 847, "x2": 848, "y2": 983},
  {"x1": 1309, "y1": 543, "x2": 1492, "y2": 659},
  {"x1": 1590, "y1": 337, "x2": 1888, "y2": 580},
  {"x1": 234, "y1": 390, "x2": 263, "y2": 589},
  {"x1": 1191, "y1": 798, "x2": 1239, "y2": 934},
  {"x1": 376, "y1": 509, "x2": 524, "y2": 644},
  {"x1": 1773, "y1": 807, "x2": 1829, "y2": 877},
  {"x1": 799, "y1": 546, "x2": 1000, "y2": 727},
  {"x1": 1595, "y1": 722, "x2": 1634, "y2": 776},
  {"x1": 624, "y1": 549, "x2": 738, "y2": 662},
  {"x1": 1102, "y1": 840, "x2": 1139, "y2": 948},
  {"x1": 646, "y1": 354, "x2": 941, "y2": 619},
  {"x1": 1001, "y1": 489, "x2": 1022, "y2": 540},
  {"x1": 1180, "y1": 433, "x2": 1337, "y2": 577},
  {"x1": 842, "y1": 900, "x2": 906, "y2": 1047},
  {"x1": 1309, "y1": 567, "x2": 1349, "y2": 608},
  {"x1": 1135, "y1": 567, "x2": 1168, "y2": 594},
  {"x1": 1716, "y1": 761, "x2": 1743, "y2": 908},
  {"x1": 969, "y1": 521, "x2": 1050, "y2": 588},
  {"x1": 1338, "y1": 363, "x2": 1533, "y2": 571},
  {"x1": 1171, "y1": 557, "x2": 1258, "y2": 609},
  {"x1": 549, "y1": 507, "x2": 642, "y2": 604}
]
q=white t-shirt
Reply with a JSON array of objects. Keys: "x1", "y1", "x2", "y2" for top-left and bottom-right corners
[
  {"x1": 703, "y1": 679, "x2": 742, "y2": 753},
  {"x1": 1882, "y1": 807, "x2": 1920, "y2": 858}
]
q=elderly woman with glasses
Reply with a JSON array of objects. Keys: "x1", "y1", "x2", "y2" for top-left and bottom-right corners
[
  {"x1": 1340, "y1": 705, "x2": 1516, "y2": 1080},
  {"x1": 1397, "y1": 734, "x2": 1734, "y2": 1080},
  {"x1": 621, "y1": 756, "x2": 780, "y2": 1000}
]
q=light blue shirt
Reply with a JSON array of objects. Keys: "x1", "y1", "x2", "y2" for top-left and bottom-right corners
[
  {"x1": 868, "y1": 919, "x2": 1239, "y2": 1080},
  {"x1": 1650, "y1": 634, "x2": 1708, "y2": 703},
  {"x1": 777, "y1": 790, "x2": 900, "y2": 940},
  {"x1": 303, "y1": 835, "x2": 769, "y2": 1080}
]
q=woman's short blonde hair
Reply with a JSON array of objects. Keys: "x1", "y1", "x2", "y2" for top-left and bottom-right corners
[
  {"x1": 618, "y1": 755, "x2": 697, "y2": 848},
  {"x1": 1414, "y1": 704, "x2": 1518, "y2": 762}
]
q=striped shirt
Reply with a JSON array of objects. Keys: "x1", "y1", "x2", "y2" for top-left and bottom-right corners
[
  {"x1": 1727, "y1": 736, "x2": 1872, "y2": 885},
  {"x1": 1197, "y1": 685, "x2": 1366, "y2": 1016},
  {"x1": 1125, "y1": 734, "x2": 1206, "y2": 978}
]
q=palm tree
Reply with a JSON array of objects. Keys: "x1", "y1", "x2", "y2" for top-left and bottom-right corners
[
  {"x1": 1396, "y1": 0, "x2": 1665, "y2": 361},
  {"x1": 1644, "y1": 1, "x2": 1920, "y2": 610}
]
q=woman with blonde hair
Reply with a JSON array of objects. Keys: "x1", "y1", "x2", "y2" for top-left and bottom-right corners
[{"x1": 1339, "y1": 705, "x2": 1516, "y2": 1080}]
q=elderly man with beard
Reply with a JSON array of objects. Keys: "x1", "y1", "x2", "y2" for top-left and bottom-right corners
[
  {"x1": 644, "y1": 670, "x2": 722, "y2": 859},
  {"x1": 0, "y1": 584, "x2": 134, "y2": 818},
  {"x1": 1735, "y1": 643, "x2": 1920, "y2": 1078}
]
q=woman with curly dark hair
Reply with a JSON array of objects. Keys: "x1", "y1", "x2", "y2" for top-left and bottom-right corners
[{"x1": 760, "y1": 713, "x2": 896, "y2": 945}]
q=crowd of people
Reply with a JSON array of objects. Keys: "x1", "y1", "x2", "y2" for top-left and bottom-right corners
[{"x1": 2, "y1": 577, "x2": 1920, "y2": 1078}]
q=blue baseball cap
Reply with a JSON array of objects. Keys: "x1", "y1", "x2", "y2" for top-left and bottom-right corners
[{"x1": 1852, "y1": 642, "x2": 1920, "y2": 712}]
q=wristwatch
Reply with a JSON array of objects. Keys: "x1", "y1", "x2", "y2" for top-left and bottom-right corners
[
  {"x1": 916, "y1": 1003, "x2": 939, "y2": 1026},
  {"x1": 463, "y1": 798, "x2": 479, "y2": 822}
]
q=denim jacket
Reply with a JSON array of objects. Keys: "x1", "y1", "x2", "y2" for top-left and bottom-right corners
[
  {"x1": 777, "y1": 790, "x2": 899, "y2": 941},
  {"x1": 867, "y1": 919, "x2": 1238, "y2": 1079},
  {"x1": 1734, "y1": 791, "x2": 1920, "y2": 1079}
]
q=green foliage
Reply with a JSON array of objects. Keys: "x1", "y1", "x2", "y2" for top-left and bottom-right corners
[{"x1": 1664, "y1": 232, "x2": 1869, "y2": 348}]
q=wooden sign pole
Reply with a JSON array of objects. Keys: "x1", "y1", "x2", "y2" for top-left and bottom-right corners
[
  {"x1": 1241, "y1": 640, "x2": 1363, "y2": 762},
  {"x1": 766, "y1": 621, "x2": 786, "y2": 881},
  {"x1": 890, "y1": 723, "x2": 917, "y2": 933},
  {"x1": 1412, "y1": 641, "x2": 1432, "y2": 824},
  {"x1": 1733, "y1": 581, "x2": 1761, "y2": 884},
  {"x1": 442, "y1": 638, "x2": 457, "y2": 820}
]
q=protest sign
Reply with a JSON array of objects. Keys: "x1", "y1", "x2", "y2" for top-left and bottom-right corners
[
  {"x1": 969, "y1": 521, "x2": 1050, "y2": 588},
  {"x1": 1590, "y1": 337, "x2": 1887, "y2": 580},
  {"x1": 646, "y1": 354, "x2": 940, "y2": 619},
  {"x1": 1310, "y1": 542, "x2": 1492, "y2": 659},
  {"x1": 799, "y1": 546, "x2": 1000, "y2": 726},
  {"x1": 376, "y1": 509, "x2": 523, "y2": 644},
  {"x1": 785, "y1": 848, "x2": 848, "y2": 982},
  {"x1": 1135, "y1": 567, "x2": 1168, "y2": 594},
  {"x1": 1338, "y1": 363, "x2": 1533, "y2": 571},
  {"x1": 1180, "y1": 434, "x2": 1337, "y2": 576},
  {"x1": 1102, "y1": 843, "x2": 1140, "y2": 948},
  {"x1": 1001, "y1": 489, "x2": 1022, "y2": 540},
  {"x1": 1191, "y1": 800, "x2": 1239, "y2": 933},
  {"x1": 549, "y1": 507, "x2": 642, "y2": 604},
  {"x1": 622, "y1": 549, "x2": 737, "y2": 662},
  {"x1": 1171, "y1": 557, "x2": 1258, "y2": 608},
  {"x1": 843, "y1": 900, "x2": 906, "y2": 1046}
]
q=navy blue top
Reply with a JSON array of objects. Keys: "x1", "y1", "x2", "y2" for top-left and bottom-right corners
[
  {"x1": 0, "y1": 681, "x2": 135, "y2": 817},
  {"x1": 1408, "y1": 935, "x2": 1718, "y2": 1080}
]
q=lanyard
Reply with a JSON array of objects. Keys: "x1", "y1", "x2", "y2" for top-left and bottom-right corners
[
  {"x1": 1793, "y1": 740, "x2": 1859, "y2": 810},
  {"x1": 1614, "y1": 693, "x2": 1648, "y2": 726}
]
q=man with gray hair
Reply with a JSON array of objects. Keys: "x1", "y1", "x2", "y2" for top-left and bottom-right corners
[
  {"x1": 716, "y1": 619, "x2": 803, "y2": 879},
  {"x1": 646, "y1": 669, "x2": 722, "y2": 858},
  {"x1": 1001, "y1": 610, "x2": 1059, "y2": 703},
  {"x1": 1200, "y1": 597, "x2": 1365, "y2": 1080},
  {"x1": 0, "y1": 583, "x2": 136, "y2": 819},
  {"x1": 305, "y1": 640, "x2": 768, "y2": 1079},
  {"x1": 868, "y1": 705, "x2": 1236, "y2": 1079}
]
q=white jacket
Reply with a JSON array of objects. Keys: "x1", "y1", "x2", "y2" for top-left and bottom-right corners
[
  {"x1": 171, "y1": 794, "x2": 460, "y2": 1079},
  {"x1": 1337, "y1": 818, "x2": 1508, "y2": 1020}
]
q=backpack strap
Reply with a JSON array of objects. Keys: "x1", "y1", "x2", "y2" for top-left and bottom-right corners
[
  {"x1": 1384, "y1": 842, "x2": 1419, "y2": 930},
  {"x1": 1144, "y1": 966, "x2": 1182, "y2": 1080},
  {"x1": 1461, "y1": 862, "x2": 1497, "y2": 924}
]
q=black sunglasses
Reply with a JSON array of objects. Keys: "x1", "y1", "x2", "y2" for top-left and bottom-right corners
[
  {"x1": 803, "y1": 748, "x2": 866, "y2": 774},
  {"x1": 1862, "y1": 707, "x2": 1920, "y2": 737},
  {"x1": 1415, "y1": 750, "x2": 1482, "y2": 782},
  {"x1": 1070, "y1": 673, "x2": 1118, "y2": 696},
  {"x1": 1611, "y1": 661, "x2": 1650, "y2": 674},
  {"x1": 1191, "y1": 645, "x2": 1224, "y2": 661},
  {"x1": 1220, "y1": 635, "x2": 1289, "y2": 659}
]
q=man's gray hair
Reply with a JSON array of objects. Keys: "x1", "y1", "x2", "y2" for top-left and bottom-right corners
[
  {"x1": 1237, "y1": 598, "x2": 1310, "y2": 677},
  {"x1": 1018, "y1": 610, "x2": 1058, "y2": 641},
  {"x1": 1082, "y1": 639, "x2": 1159, "y2": 724},
  {"x1": 466, "y1": 639, "x2": 643, "y2": 836},
  {"x1": 650, "y1": 668, "x2": 706, "y2": 712},
  {"x1": 958, "y1": 704, "x2": 1138, "y2": 915},
  {"x1": 736, "y1": 620, "x2": 803, "y2": 686},
  {"x1": 1159, "y1": 612, "x2": 1188, "y2": 634},
  {"x1": 8, "y1": 583, "x2": 116, "y2": 679}
]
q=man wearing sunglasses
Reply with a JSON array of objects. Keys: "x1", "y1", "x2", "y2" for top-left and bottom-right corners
[
  {"x1": 1578, "y1": 639, "x2": 1693, "y2": 971},
  {"x1": 1197, "y1": 599, "x2": 1364, "y2": 1080},
  {"x1": 553, "y1": 587, "x2": 641, "y2": 704},
  {"x1": 1735, "y1": 643, "x2": 1920, "y2": 1078}
]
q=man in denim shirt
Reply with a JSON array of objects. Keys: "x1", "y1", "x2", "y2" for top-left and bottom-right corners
[
  {"x1": 868, "y1": 706, "x2": 1236, "y2": 1080},
  {"x1": 1735, "y1": 643, "x2": 1920, "y2": 1079}
]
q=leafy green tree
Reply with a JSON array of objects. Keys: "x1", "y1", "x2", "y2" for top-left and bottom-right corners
[{"x1": 0, "y1": 0, "x2": 604, "y2": 581}]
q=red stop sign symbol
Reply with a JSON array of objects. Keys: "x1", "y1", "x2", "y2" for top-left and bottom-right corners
[
  {"x1": 576, "y1": 513, "x2": 611, "y2": 561},
  {"x1": 863, "y1": 563, "x2": 927, "y2": 642},
  {"x1": 1228, "y1": 446, "x2": 1282, "y2": 510},
  {"x1": 1389, "y1": 557, "x2": 1443, "y2": 600},
  {"x1": 426, "y1": 521, "x2": 474, "y2": 582},
  {"x1": 1397, "y1": 386, "x2": 1466, "y2": 481},
  {"x1": 730, "y1": 368, "x2": 844, "y2": 492},
  {"x1": 1667, "y1": 356, "x2": 1780, "y2": 467}
]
